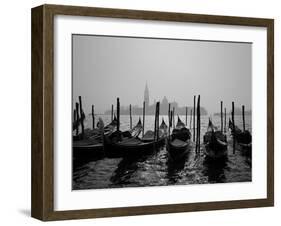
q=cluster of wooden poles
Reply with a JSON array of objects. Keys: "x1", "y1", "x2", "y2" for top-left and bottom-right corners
[
  {"x1": 73, "y1": 96, "x2": 96, "y2": 139},
  {"x1": 219, "y1": 100, "x2": 248, "y2": 154},
  {"x1": 113, "y1": 95, "x2": 203, "y2": 152},
  {"x1": 73, "y1": 96, "x2": 85, "y2": 137},
  {"x1": 74, "y1": 95, "x2": 248, "y2": 154},
  {"x1": 74, "y1": 95, "x2": 201, "y2": 143},
  {"x1": 231, "y1": 102, "x2": 247, "y2": 154}
]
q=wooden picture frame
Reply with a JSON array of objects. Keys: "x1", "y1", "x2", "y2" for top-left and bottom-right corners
[{"x1": 31, "y1": 4, "x2": 274, "y2": 221}]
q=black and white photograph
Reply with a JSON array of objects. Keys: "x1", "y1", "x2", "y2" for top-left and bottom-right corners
[{"x1": 72, "y1": 34, "x2": 252, "y2": 190}]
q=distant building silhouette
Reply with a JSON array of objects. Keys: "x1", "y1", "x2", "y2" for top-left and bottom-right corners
[{"x1": 104, "y1": 83, "x2": 207, "y2": 115}]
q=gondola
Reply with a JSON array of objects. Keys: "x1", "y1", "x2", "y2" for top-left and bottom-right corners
[
  {"x1": 73, "y1": 116, "x2": 118, "y2": 158},
  {"x1": 104, "y1": 119, "x2": 167, "y2": 158},
  {"x1": 229, "y1": 119, "x2": 252, "y2": 155},
  {"x1": 203, "y1": 119, "x2": 227, "y2": 160},
  {"x1": 159, "y1": 118, "x2": 168, "y2": 135},
  {"x1": 73, "y1": 114, "x2": 118, "y2": 141},
  {"x1": 141, "y1": 118, "x2": 167, "y2": 143},
  {"x1": 166, "y1": 116, "x2": 191, "y2": 161}
]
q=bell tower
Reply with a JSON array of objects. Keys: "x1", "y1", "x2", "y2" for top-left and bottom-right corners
[{"x1": 144, "y1": 82, "x2": 149, "y2": 107}]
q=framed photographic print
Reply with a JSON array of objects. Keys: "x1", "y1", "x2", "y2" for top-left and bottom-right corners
[{"x1": 31, "y1": 4, "x2": 274, "y2": 221}]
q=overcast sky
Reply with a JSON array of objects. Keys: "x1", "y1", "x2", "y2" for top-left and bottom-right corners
[{"x1": 72, "y1": 35, "x2": 251, "y2": 115}]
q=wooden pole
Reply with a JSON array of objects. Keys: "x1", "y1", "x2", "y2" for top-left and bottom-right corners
[
  {"x1": 157, "y1": 102, "x2": 160, "y2": 141},
  {"x1": 73, "y1": 109, "x2": 76, "y2": 122},
  {"x1": 168, "y1": 103, "x2": 171, "y2": 138},
  {"x1": 193, "y1": 95, "x2": 196, "y2": 142},
  {"x1": 196, "y1": 95, "x2": 201, "y2": 154},
  {"x1": 172, "y1": 107, "x2": 175, "y2": 129},
  {"x1": 169, "y1": 111, "x2": 173, "y2": 140},
  {"x1": 189, "y1": 109, "x2": 193, "y2": 130},
  {"x1": 92, "y1": 105, "x2": 95, "y2": 129},
  {"x1": 224, "y1": 107, "x2": 227, "y2": 133},
  {"x1": 242, "y1": 105, "x2": 245, "y2": 132},
  {"x1": 78, "y1": 96, "x2": 84, "y2": 137},
  {"x1": 232, "y1": 101, "x2": 235, "y2": 154},
  {"x1": 111, "y1": 104, "x2": 113, "y2": 121},
  {"x1": 185, "y1": 107, "x2": 188, "y2": 126},
  {"x1": 142, "y1": 101, "x2": 145, "y2": 137},
  {"x1": 154, "y1": 103, "x2": 157, "y2": 141},
  {"x1": 221, "y1": 101, "x2": 223, "y2": 133},
  {"x1": 73, "y1": 109, "x2": 77, "y2": 132},
  {"x1": 75, "y1": 102, "x2": 79, "y2": 136},
  {"x1": 198, "y1": 96, "x2": 201, "y2": 154},
  {"x1": 129, "y1": 104, "x2": 132, "y2": 130},
  {"x1": 117, "y1": 98, "x2": 120, "y2": 132}
]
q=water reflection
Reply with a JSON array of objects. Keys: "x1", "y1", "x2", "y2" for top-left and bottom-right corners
[
  {"x1": 239, "y1": 146, "x2": 252, "y2": 168},
  {"x1": 73, "y1": 154, "x2": 104, "y2": 170},
  {"x1": 110, "y1": 149, "x2": 159, "y2": 187},
  {"x1": 202, "y1": 157, "x2": 227, "y2": 183},
  {"x1": 166, "y1": 152, "x2": 189, "y2": 184}
]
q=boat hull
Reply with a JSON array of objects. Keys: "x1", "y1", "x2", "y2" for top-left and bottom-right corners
[
  {"x1": 104, "y1": 135, "x2": 165, "y2": 158},
  {"x1": 73, "y1": 143, "x2": 104, "y2": 159},
  {"x1": 204, "y1": 143, "x2": 227, "y2": 160},
  {"x1": 166, "y1": 139, "x2": 190, "y2": 161},
  {"x1": 203, "y1": 131, "x2": 228, "y2": 160}
]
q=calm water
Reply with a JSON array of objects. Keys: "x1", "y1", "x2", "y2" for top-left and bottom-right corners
[{"x1": 73, "y1": 114, "x2": 252, "y2": 190}]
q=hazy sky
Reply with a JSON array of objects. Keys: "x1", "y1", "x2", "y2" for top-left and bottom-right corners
[{"x1": 72, "y1": 35, "x2": 251, "y2": 115}]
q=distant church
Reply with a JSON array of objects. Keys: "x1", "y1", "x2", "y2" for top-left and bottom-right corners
[{"x1": 142, "y1": 83, "x2": 182, "y2": 116}]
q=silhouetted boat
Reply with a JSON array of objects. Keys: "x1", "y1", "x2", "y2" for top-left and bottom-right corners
[
  {"x1": 73, "y1": 117, "x2": 118, "y2": 158},
  {"x1": 167, "y1": 116, "x2": 191, "y2": 161},
  {"x1": 229, "y1": 119, "x2": 252, "y2": 154},
  {"x1": 121, "y1": 117, "x2": 143, "y2": 138},
  {"x1": 102, "y1": 115, "x2": 118, "y2": 134},
  {"x1": 203, "y1": 119, "x2": 227, "y2": 160},
  {"x1": 104, "y1": 119, "x2": 167, "y2": 158},
  {"x1": 73, "y1": 115, "x2": 118, "y2": 141},
  {"x1": 141, "y1": 118, "x2": 167, "y2": 143},
  {"x1": 160, "y1": 118, "x2": 168, "y2": 133}
]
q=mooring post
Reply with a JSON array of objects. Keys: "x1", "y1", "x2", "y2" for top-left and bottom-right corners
[
  {"x1": 157, "y1": 102, "x2": 160, "y2": 141},
  {"x1": 172, "y1": 107, "x2": 175, "y2": 129},
  {"x1": 224, "y1": 107, "x2": 227, "y2": 133},
  {"x1": 75, "y1": 102, "x2": 79, "y2": 136},
  {"x1": 190, "y1": 109, "x2": 193, "y2": 130},
  {"x1": 196, "y1": 95, "x2": 201, "y2": 154},
  {"x1": 111, "y1": 104, "x2": 113, "y2": 122},
  {"x1": 198, "y1": 95, "x2": 201, "y2": 153},
  {"x1": 92, "y1": 105, "x2": 95, "y2": 129},
  {"x1": 242, "y1": 105, "x2": 245, "y2": 132},
  {"x1": 154, "y1": 103, "x2": 157, "y2": 141},
  {"x1": 193, "y1": 95, "x2": 196, "y2": 142},
  {"x1": 232, "y1": 101, "x2": 235, "y2": 154},
  {"x1": 221, "y1": 101, "x2": 223, "y2": 133},
  {"x1": 142, "y1": 101, "x2": 145, "y2": 137},
  {"x1": 78, "y1": 96, "x2": 84, "y2": 137},
  {"x1": 185, "y1": 106, "x2": 188, "y2": 126},
  {"x1": 117, "y1": 98, "x2": 120, "y2": 132},
  {"x1": 169, "y1": 111, "x2": 173, "y2": 140},
  {"x1": 129, "y1": 104, "x2": 132, "y2": 130},
  {"x1": 168, "y1": 103, "x2": 171, "y2": 138},
  {"x1": 73, "y1": 109, "x2": 77, "y2": 133}
]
